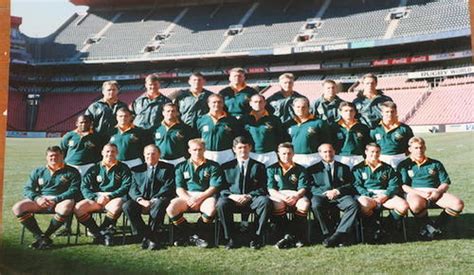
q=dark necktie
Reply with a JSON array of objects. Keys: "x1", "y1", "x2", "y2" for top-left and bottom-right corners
[
  {"x1": 145, "y1": 167, "x2": 155, "y2": 199},
  {"x1": 239, "y1": 162, "x2": 245, "y2": 194},
  {"x1": 326, "y1": 164, "x2": 333, "y2": 185}
]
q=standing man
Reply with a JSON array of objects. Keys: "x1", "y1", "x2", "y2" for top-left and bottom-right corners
[
  {"x1": 331, "y1": 101, "x2": 370, "y2": 169},
  {"x1": 85, "y1": 80, "x2": 128, "y2": 138},
  {"x1": 60, "y1": 114, "x2": 103, "y2": 176},
  {"x1": 311, "y1": 80, "x2": 343, "y2": 125},
  {"x1": 109, "y1": 107, "x2": 152, "y2": 169},
  {"x1": 153, "y1": 103, "x2": 197, "y2": 166},
  {"x1": 12, "y1": 146, "x2": 80, "y2": 249},
  {"x1": 217, "y1": 136, "x2": 271, "y2": 249},
  {"x1": 267, "y1": 143, "x2": 310, "y2": 249},
  {"x1": 371, "y1": 101, "x2": 413, "y2": 168},
  {"x1": 398, "y1": 137, "x2": 464, "y2": 240},
  {"x1": 307, "y1": 144, "x2": 359, "y2": 248},
  {"x1": 166, "y1": 139, "x2": 225, "y2": 248},
  {"x1": 352, "y1": 143, "x2": 409, "y2": 242},
  {"x1": 266, "y1": 73, "x2": 305, "y2": 124},
  {"x1": 285, "y1": 97, "x2": 330, "y2": 168},
  {"x1": 131, "y1": 74, "x2": 172, "y2": 130},
  {"x1": 174, "y1": 72, "x2": 213, "y2": 128},
  {"x1": 196, "y1": 94, "x2": 241, "y2": 164},
  {"x1": 74, "y1": 143, "x2": 132, "y2": 246},
  {"x1": 352, "y1": 73, "x2": 393, "y2": 129},
  {"x1": 123, "y1": 144, "x2": 175, "y2": 250},
  {"x1": 241, "y1": 94, "x2": 287, "y2": 167},
  {"x1": 219, "y1": 67, "x2": 258, "y2": 119}
]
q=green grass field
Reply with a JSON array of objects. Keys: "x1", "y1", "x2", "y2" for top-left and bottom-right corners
[{"x1": 1, "y1": 133, "x2": 474, "y2": 274}]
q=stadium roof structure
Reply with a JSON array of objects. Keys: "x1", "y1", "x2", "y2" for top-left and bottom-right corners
[{"x1": 70, "y1": 0, "x2": 250, "y2": 8}]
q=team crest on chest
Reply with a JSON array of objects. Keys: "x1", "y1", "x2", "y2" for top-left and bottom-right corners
[
  {"x1": 84, "y1": 141, "x2": 95, "y2": 148},
  {"x1": 60, "y1": 176, "x2": 68, "y2": 184},
  {"x1": 114, "y1": 174, "x2": 121, "y2": 181},
  {"x1": 203, "y1": 169, "x2": 211, "y2": 179},
  {"x1": 428, "y1": 168, "x2": 437, "y2": 176},
  {"x1": 264, "y1": 122, "x2": 273, "y2": 130},
  {"x1": 356, "y1": 132, "x2": 364, "y2": 139},
  {"x1": 176, "y1": 131, "x2": 184, "y2": 139},
  {"x1": 381, "y1": 174, "x2": 388, "y2": 182},
  {"x1": 394, "y1": 132, "x2": 403, "y2": 141},
  {"x1": 290, "y1": 174, "x2": 298, "y2": 184},
  {"x1": 130, "y1": 134, "x2": 139, "y2": 142},
  {"x1": 224, "y1": 125, "x2": 232, "y2": 132},
  {"x1": 307, "y1": 127, "x2": 317, "y2": 134}
]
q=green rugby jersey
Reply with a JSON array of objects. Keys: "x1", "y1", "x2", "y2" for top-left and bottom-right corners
[
  {"x1": 398, "y1": 157, "x2": 451, "y2": 188},
  {"x1": 266, "y1": 90, "x2": 305, "y2": 124},
  {"x1": 267, "y1": 162, "x2": 309, "y2": 191},
  {"x1": 196, "y1": 113, "x2": 241, "y2": 151},
  {"x1": 241, "y1": 111, "x2": 288, "y2": 153},
  {"x1": 60, "y1": 130, "x2": 104, "y2": 165},
  {"x1": 175, "y1": 159, "x2": 224, "y2": 192},
  {"x1": 153, "y1": 121, "x2": 197, "y2": 160},
  {"x1": 331, "y1": 119, "x2": 370, "y2": 156},
  {"x1": 352, "y1": 91, "x2": 392, "y2": 129},
  {"x1": 174, "y1": 89, "x2": 213, "y2": 127},
  {"x1": 352, "y1": 161, "x2": 400, "y2": 197},
  {"x1": 109, "y1": 125, "x2": 152, "y2": 161},
  {"x1": 131, "y1": 93, "x2": 172, "y2": 130},
  {"x1": 219, "y1": 85, "x2": 258, "y2": 118},
  {"x1": 85, "y1": 99, "x2": 128, "y2": 137},
  {"x1": 370, "y1": 122, "x2": 414, "y2": 155},
  {"x1": 311, "y1": 95, "x2": 343, "y2": 125},
  {"x1": 81, "y1": 161, "x2": 132, "y2": 200},
  {"x1": 24, "y1": 164, "x2": 81, "y2": 202},
  {"x1": 285, "y1": 116, "x2": 329, "y2": 154}
]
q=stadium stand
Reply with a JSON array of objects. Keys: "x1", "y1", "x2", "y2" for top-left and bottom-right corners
[{"x1": 406, "y1": 84, "x2": 474, "y2": 125}]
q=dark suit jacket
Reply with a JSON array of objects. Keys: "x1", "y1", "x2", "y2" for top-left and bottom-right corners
[
  {"x1": 129, "y1": 162, "x2": 175, "y2": 201},
  {"x1": 307, "y1": 160, "x2": 356, "y2": 196},
  {"x1": 220, "y1": 158, "x2": 267, "y2": 197}
]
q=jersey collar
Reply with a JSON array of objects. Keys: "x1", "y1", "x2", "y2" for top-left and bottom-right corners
[
  {"x1": 209, "y1": 111, "x2": 227, "y2": 123},
  {"x1": 162, "y1": 119, "x2": 179, "y2": 129},
  {"x1": 279, "y1": 161, "x2": 295, "y2": 175},
  {"x1": 380, "y1": 120, "x2": 400, "y2": 132},
  {"x1": 294, "y1": 114, "x2": 315, "y2": 125},
  {"x1": 365, "y1": 160, "x2": 382, "y2": 172},
  {"x1": 250, "y1": 110, "x2": 269, "y2": 121},
  {"x1": 338, "y1": 118, "x2": 358, "y2": 129},
  {"x1": 191, "y1": 158, "x2": 206, "y2": 169},
  {"x1": 101, "y1": 160, "x2": 118, "y2": 171},
  {"x1": 117, "y1": 124, "x2": 135, "y2": 133},
  {"x1": 411, "y1": 156, "x2": 428, "y2": 166},
  {"x1": 46, "y1": 163, "x2": 65, "y2": 175}
]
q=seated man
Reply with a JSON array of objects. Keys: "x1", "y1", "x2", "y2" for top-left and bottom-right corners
[
  {"x1": 352, "y1": 143, "x2": 409, "y2": 242},
  {"x1": 123, "y1": 144, "x2": 175, "y2": 250},
  {"x1": 166, "y1": 138, "x2": 225, "y2": 248},
  {"x1": 74, "y1": 143, "x2": 132, "y2": 246},
  {"x1": 398, "y1": 137, "x2": 464, "y2": 240},
  {"x1": 241, "y1": 94, "x2": 288, "y2": 167},
  {"x1": 331, "y1": 101, "x2": 370, "y2": 169},
  {"x1": 307, "y1": 144, "x2": 359, "y2": 248},
  {"x1": 153, "y1": 103, "x2": 197, "y2": 166},
  {"x1": 12, "y1": 146, "x2": 80, "y2": 249},
  {"x1": 371, "y1": 101, "x2": 413, "y2": 168},
  {"x1": 109, "y1": 107, "x2": 152, "y2": 169},
  {"x1": 267, "y1": 142, "x2": 310, "y2": 249},
  {"x1": 217, "y1": 136, "x2": 271, "y2": 249}
]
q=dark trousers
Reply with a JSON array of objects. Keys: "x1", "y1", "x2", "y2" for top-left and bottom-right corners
[
  {"x1": 311, "y1": 194, "x2": 359, "y2": 236},
  {"x1": 123, "y1": 198, "x2": 170, "y2": 240},
  {"x1": 216, "y1": 195, "x2": 271, "y2": 240}
]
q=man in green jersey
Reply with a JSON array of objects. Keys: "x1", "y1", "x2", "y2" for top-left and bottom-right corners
[
  {"x1": 131, "y1": 74, "x2": 172, "y2": 130},
  {"x1": 219, "y1": 67, "x2": 258, "y2": 119},
  {"x1": 266, "y1": 73, "x2": 306, "y2": 124},
  {"x1": 311, "y1": 80, "x2": 343, "y2": 125},
  {"x1": 12, "y1": 146, "x2": 80, "y2": 249},
  {"x1": 74, "y1": 143, "x2": 132, "y2": 246},
  {"x1": 370, "y1": 101, "x2": 413, "y2": 168},
  {"x1": 166, "y1": 138, "x2": 225, "y2": 248},
  {"x1": 398, "y1": 137, "x2": 464, "y2": 240}
]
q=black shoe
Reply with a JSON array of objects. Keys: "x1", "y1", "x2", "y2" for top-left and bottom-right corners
[
  {"x1": 29, "y1": 238, "x2": 42, "y2": 249},
  {"x1": 148, "y1": 240, "x2": 162, "y2": 250},
  {"x1": 38, "y1": 236, "x2": 53, "y2": 249},
  {"x1": 141, "y1": 238, "x2": 150, "y2": 250},
  {"x1": 323, "y1": 232, "x2": 345, "y2": 248},
  {"x1": 189, "y1": 234, "x2": 208, "y2": 248},
  {"x1": 173, "y1": 238, "x2": 187, "y2": 247},
  {"x1": 249, "y1": 239, "x2": 262, "y2": 250},
  {"x1": 224, "y1": 239, "x2": 236, "y2": 250},
  {"x1": 419, "y1": 224, "x2": 442, "y2": 241},
  {"x1": 55, "y1": 227, "x2": 72, "y2": 237},
  {"x1": 103, "y1": 233, "x2": 114, "y2": 246},
  {"x1": 275, "y1": 234, "x2": 294, "y2": 249}
]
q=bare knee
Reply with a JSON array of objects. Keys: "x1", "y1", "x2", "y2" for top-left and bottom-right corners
[{"x1": 12, "y1": 201, "x2": 23, "y2": 216}]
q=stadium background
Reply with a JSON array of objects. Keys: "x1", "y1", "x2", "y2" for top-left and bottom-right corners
[{"x1": 2, "y1": 0, "x2": 474, "y2": 273}]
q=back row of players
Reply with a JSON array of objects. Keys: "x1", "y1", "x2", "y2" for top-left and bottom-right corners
[{"x1": 13, "y1": 69, "x2": 464, "y2": 250}]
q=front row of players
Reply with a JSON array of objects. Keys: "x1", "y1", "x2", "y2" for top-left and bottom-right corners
[{"x1": 13, "y1": 136, "x2": 464, "y2": 250}]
